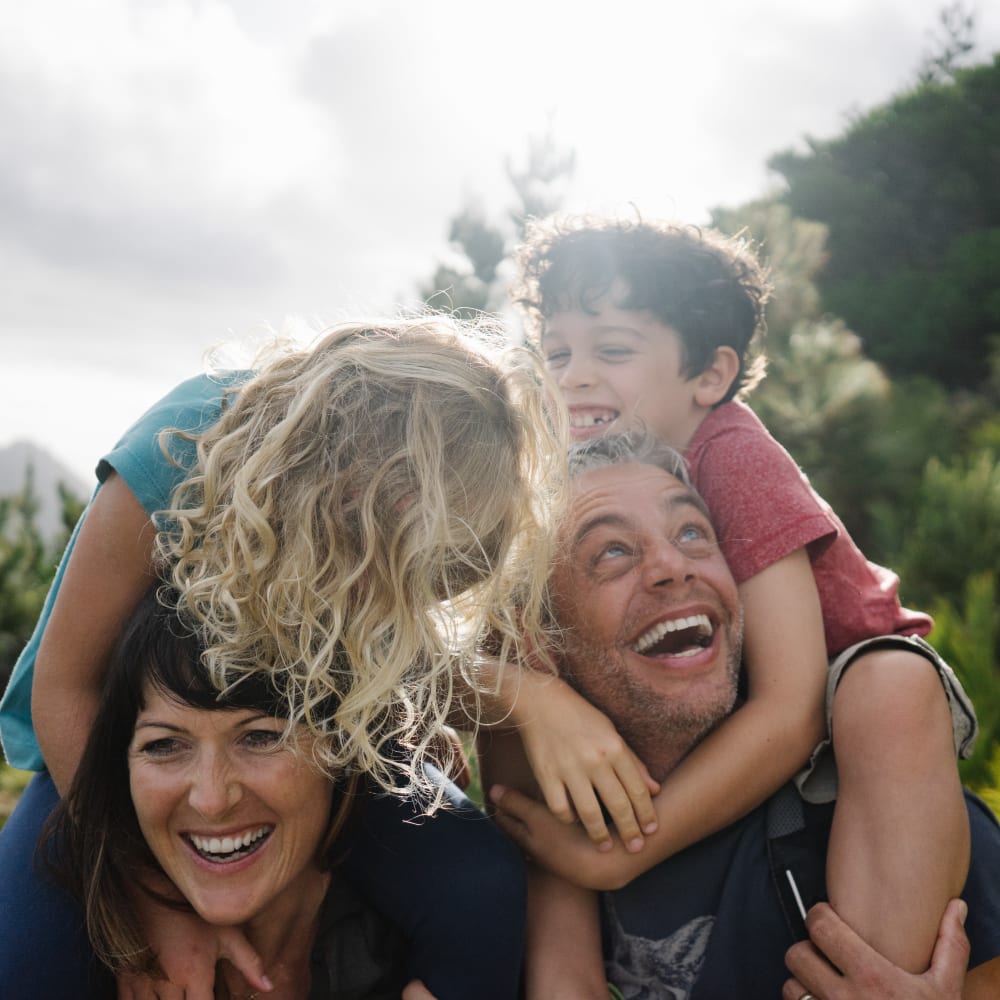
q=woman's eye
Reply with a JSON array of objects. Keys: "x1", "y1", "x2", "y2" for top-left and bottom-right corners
[
  {"x1": 140, "y1": 737, "x2": 183, "y2": 757},
  {"x1": 242, "y1": 729, "x2": 282, "y2": 751}
]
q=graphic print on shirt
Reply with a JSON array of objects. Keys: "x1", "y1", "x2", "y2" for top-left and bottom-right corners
[{"x1": 603, "y1": 895, "x2": 713, "y2": 1000}]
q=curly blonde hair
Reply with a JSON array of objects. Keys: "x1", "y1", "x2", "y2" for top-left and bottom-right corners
[{"x1": 155, "y1": 315, "x2": 566, "y2": 798}]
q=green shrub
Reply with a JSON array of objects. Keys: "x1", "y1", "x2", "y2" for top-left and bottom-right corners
[{"x1": 927, "y1": 572, "x2": 1000, "y2": 794}]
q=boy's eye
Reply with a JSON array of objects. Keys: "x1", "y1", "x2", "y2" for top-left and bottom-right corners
[
  {"x1": 544, "y1": 349, "x2": 570, "y2": 369},
  {"x1": 597, "y1": 346, "x2": 636, "y2": 362}
]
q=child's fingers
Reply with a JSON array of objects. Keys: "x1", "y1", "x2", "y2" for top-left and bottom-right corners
[
  {"x1": 217, "y1": 928, "x2": 272, "y2": 994},
  {"x1": 564, "y1": 774, "x2": 613, "y2": 848},
  {"x1": 589, "y1": 770, "x2": 647, "y2": 851},
  {"x1": 536, "y1": 770, "x2": 576, "y2": 825},
  {"x1": 613, "y1": 758, "x2": 660, "y2": 835}
]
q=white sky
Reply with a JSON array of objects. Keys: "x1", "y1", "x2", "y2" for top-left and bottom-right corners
[{"x1": 2, "y1": 0, "x2": 998, "y2": 484}]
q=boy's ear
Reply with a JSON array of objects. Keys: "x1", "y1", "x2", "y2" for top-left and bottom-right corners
[{"x1": 694, "y1": 347, "x2": 740, "y2": 407}]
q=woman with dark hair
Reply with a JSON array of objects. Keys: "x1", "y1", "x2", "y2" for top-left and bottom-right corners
[
  {"x1": 1, "y1": 314, "x2": 564, "y2": 999},
  {"x1": 47, "y1": 585, "x2": 418, "y2": 999}
]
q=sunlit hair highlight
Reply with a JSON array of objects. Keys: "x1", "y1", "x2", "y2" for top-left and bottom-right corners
[
  {"x1": 155, "y1": 315, "x2": 565, "y2": 799},
  {"x1": 567, "y1": 429, "x2": 694, "y2": 490}
]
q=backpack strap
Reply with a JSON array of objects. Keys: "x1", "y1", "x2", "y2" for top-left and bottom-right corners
[{"x1": 765, "y1": 784, "x2": 829, "y2": 941}]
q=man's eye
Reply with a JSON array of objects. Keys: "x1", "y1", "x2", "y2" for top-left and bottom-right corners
[
  {"x1": 675, "y1": 525, "x2": 714, "y2": 553},
  {"x1": 600, "y1": 542, "x2": 630, "y2": 560}
]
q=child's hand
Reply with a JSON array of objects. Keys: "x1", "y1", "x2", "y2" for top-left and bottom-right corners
[
  {"x1": 402, "y1": 981, "x2": 439, "y2": 1000},
  {"x1": 119, "y1": 883, "x2": 271, "y2": 999},
  {"x1": 511, "y1": 671, "x2": 659, "y2": 851},
  {"x1": 490, "y1": 784, "x2": 650, "y2": 891}
]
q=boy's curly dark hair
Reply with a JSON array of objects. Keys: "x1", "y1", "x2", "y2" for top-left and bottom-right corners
[{"x1": 512, "y1": 213, "x2": 772, "y2": 402}]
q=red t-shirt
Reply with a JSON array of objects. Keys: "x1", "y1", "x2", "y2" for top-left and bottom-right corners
[{"x1": 684, "y1": 401, "x2": 931, "y2": 657}]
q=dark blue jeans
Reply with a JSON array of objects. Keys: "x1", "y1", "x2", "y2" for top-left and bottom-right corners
[{"x1": 0, "y1": 770, "x2": 526, "y2": 1000}]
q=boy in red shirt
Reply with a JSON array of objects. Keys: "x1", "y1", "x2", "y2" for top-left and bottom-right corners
[{"x1": 503, "y1": 213, "x2": 977, "y2": 990}]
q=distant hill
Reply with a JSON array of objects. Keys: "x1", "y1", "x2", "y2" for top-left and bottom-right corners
[{"x1": 0, "y1": 441, "x2": 90, "y2": 540}]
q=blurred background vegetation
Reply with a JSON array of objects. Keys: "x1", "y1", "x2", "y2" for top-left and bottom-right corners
[{"x1": 2, "y1": 4, "x2": 999, "y2": 822}]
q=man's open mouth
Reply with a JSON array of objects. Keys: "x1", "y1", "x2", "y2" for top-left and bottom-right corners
[
  {"x1": 631, "y1": 614, "x2": 714, "y2": 658},
  {"x1": 187, "y1": 826, "x2": 272, "y2": 863}
]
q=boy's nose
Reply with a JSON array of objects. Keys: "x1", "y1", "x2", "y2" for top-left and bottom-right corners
[{"x1": 557, "y1": 355, "x2": 596, "y2": 389}]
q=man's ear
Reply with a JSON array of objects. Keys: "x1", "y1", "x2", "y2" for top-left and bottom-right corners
[{"x1": 694, "y1": 347, "x2": 740, "y2": 407}]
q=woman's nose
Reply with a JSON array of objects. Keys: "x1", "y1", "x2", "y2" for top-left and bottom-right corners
[{"x1": 188, "y1": 753, "x2": 242, "y2": 818}]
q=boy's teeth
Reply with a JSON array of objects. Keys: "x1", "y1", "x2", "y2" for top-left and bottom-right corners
[{"x1": 570, "y1": 413, "x2": 616, "y2": 427}]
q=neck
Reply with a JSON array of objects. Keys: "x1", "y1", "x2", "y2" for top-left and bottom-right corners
[
  {"x1": 637, "y1": 740, "x2": 693, "y2": 786},
  {"x1": 217, "y1": 868, "x2": 331, "y2": 999}
]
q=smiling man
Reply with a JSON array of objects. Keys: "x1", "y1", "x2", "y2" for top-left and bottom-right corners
[{"x1": 494, "y1": 432, "x2": 1000, "y2": 999}]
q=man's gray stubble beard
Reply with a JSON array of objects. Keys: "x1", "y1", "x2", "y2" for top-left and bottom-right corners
[{"x1": 563, "y1": 609, "x2": 744, "y2": 782}]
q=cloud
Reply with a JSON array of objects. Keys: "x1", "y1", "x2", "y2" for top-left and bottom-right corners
[
  {"x1": 0, "y1": 0, "x2": 338, "y2": 290},
  {"x1": 2, "y1": 0, "x2": 999, "y2": 481}
]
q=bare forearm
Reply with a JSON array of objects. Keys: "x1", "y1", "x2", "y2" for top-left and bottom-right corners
[
  {"x1": 524, "y1": 869, "x2": 606, "y2": 1000},
  {"x1": 582, "y1": 694, "x2": 824, "y2": 889},
  {"x1": 32, "y1": 474, "x2": 157, "y2": 792}
]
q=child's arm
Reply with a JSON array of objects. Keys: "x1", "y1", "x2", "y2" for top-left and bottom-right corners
[
  {"x1": 32, "y1": 473, "x2": 159, "y2": 792},
  {"x1": 478, "y1": 727, "x2": 608, "y2": 1000},
  {"x1": 496, "y1": 547, "x2": 828, "y2": 889},
  {"x1": 473, "y1": 653, "x2": 660, "y2": 851},
  {"x1": 523, "y1": 871, "x2": 607, "y2": 1000}
]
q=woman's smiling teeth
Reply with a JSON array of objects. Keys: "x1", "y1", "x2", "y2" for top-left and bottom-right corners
[
  {"x1": 189, "y1": 826, "x2": 272, "y2": 861},
  {"x1": 632, "y1": 614, "x2": 714, "y2": 657}
]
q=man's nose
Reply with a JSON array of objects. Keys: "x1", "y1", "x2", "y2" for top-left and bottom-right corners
[
  {"x1": 188, "y1": 752, "x2": 243, "y2": 818},
  {"x1": 643, "y1": 539, "x2": 694, "y2": 589}
]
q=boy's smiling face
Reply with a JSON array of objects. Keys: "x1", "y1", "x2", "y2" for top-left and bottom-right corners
[{"x1": 541, "y1": 295, "x2": 709, "y2": 451}]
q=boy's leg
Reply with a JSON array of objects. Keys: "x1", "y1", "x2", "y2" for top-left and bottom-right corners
[
  {"x1": 0, "y1": 770, "x2": 113, "y2": 997},
  {"x1": 341, "y1": 766, "x2": 527, "y2": 1000},
  {"x1": 826, "y1": 646, "x2": 970, "y2": 973}
]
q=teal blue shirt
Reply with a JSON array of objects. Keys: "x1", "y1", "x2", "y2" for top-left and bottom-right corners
[{"x1": 0, "y1": 371, "x2": 250, "y2": 769}]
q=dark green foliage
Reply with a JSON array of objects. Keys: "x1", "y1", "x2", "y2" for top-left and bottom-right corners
[
  {"x1": 916, "y1": 2, "x2": 977, "y2": 84},
  {"x1": 927, "y1": 573, "x2": 1000, "y2": 791},
  {"x1": 891, "y1": 451, "x2": 1000, "y2": 610},
  {"x1": 421, "y1": 204, "x2": 507, "y2": 319},
  {"x1": 769, "y1": 55, "x2": 1000, "y2": 389},
  {"x1": 420, "y1": 129, "x2": 575, "y2": 321},
  {"x1": 0, "y1": 471, "x2": 82, "y2": 708}
]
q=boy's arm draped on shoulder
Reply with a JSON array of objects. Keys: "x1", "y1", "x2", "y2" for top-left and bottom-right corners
[
  {"x1": 498, "y1": 547, "x2": 828, "y2": 890},
  {"x1": 477, "y1": 656, "x2": 659, "y2": 850}
]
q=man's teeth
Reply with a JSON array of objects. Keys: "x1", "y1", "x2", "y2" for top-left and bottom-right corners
[
  {"x1": 632, "y1": 614, "x2": 713, "y2": 654},
  {"x1": 190, "y1": 827, "x2": 270, "y2": 857}
]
